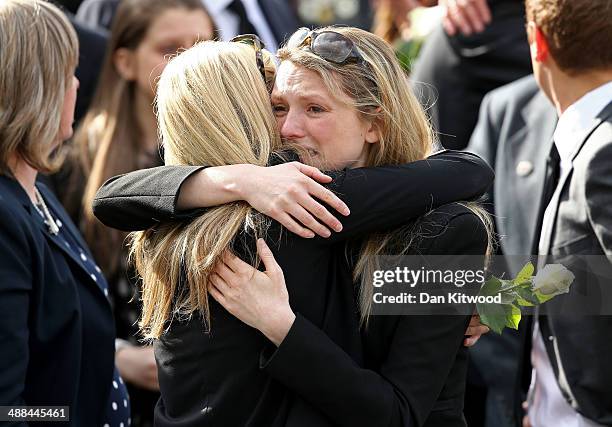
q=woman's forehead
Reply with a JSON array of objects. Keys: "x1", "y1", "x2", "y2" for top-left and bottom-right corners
[{"x1": 273, "y1": 61, "x2": 331, "y2": 99}]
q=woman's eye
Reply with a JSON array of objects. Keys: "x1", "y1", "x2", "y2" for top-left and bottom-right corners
[
  {"x1": 272, "y1": 105, "x2": 287, "y2": 115},
  {"x1": 307, "y1": 105, "x2": 325, "y2": 114},
  {"x1": 159, "y1": 45, "x2": 179, "y2": 55}
]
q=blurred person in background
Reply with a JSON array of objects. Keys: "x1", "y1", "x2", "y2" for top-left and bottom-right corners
[
  {"x1": 54, "y1": 0, "x2": 83, "y2": 13},
  {"x1": 76, "y1": 0, "x2": 300, "y2": 53},
  {"x1": 202, "y1": 0, "x2": 299, "y2": 52},
  {"x1": 291, "y1": 0, "x2": 373, "y2": 30},
  {"x1": 370, "y1": 0, "x2": 440, "y2": 72},
  {"x1": 75, "y1": 0, "x2": 119, "y2": 32},
  {"x1": 0, "y1": 1, "x2": 129, "y2": 425},
  {"x1": 62, "y1": 1, "x2": 216, "y2": 425},
  {"x1": 48, "y1": 2, "x2": 108, "y2": 124},
  {"x1": 410, "y1": 0, "x2": 532, "y2": 150},
  {"x1": 68, "y1": 18, "x2": 107, "y2": 124}
]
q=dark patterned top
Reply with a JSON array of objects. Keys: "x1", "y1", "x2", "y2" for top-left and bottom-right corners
[{"x1": 34, "y1": 189, "x2": 131, "y2": 427}]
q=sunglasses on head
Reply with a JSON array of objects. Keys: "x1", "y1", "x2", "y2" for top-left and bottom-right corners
[
  {"x1": 286, "y1": 27, "x2": 366, "y2": 65},
  {"x1": 230, "y1": 34, "x2": 274, "y2": 93}
]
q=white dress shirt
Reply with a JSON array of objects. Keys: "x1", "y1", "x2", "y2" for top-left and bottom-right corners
[
  {"x1": 529, "y1": 81, "x2": 612, "y2": 427},
  {"x1": 202, "y1": 0, "x2": 279, "y2": 52}
]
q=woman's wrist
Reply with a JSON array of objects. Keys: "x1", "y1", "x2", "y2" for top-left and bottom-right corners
[
  {"x1": 260, "y1": 308, "x2": 297, "y2": 347},
  {"x1": 177, "y1": 164, "x2": 256, "y2": 209},
  {"x1": 225, "y1": 164, "x2": 259, "y2": 201}
]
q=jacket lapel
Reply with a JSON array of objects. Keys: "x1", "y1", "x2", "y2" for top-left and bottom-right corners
[
  {"x1": 32, "y1": 185, "x2": 109, "y2": 303},
  {"x1": 540, "y1": 101, "x2": 612, "y2": 255}
]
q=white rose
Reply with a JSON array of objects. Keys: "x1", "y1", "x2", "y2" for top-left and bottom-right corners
[{"x1": 532, "y1": 264, "x2": 575, "y2": 296}]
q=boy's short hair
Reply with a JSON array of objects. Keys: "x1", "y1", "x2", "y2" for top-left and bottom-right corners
[{"x1": 525, "y1": 0, "x2": 612, "y2": 74}]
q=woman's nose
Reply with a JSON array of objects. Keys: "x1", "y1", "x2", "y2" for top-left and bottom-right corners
[{"x1": 279, "y1": 110, "x2": 305, "y2": 140}]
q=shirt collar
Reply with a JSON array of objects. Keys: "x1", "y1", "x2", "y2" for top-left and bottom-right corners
[{"x1": 553, "y1": 81, "x2": 612, "y2": 163}]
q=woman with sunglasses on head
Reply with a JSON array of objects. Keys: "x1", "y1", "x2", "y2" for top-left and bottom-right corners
[{"x1": 93, "y1": 31, "x2": 492, "y2": 426}]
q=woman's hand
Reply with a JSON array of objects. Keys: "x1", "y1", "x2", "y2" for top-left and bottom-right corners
[
  {"x1": 179, "y1": 162, "x2": 350, "y2": 239},
  {"x1": 115, "y1": 344, "x2": 159, "y2": 391},
  {"x1": 241, "y1": 162, "x2": 350, "y2": 238},
  {"x1": 440, "y1": 0, "x2": 492, "y2": 36},
  {"x1": 463, "y1": 313, "x2": 490, "y2": 347},
  {"x1": 210, "y1": 239, "x2": 296, "y2": 346}
]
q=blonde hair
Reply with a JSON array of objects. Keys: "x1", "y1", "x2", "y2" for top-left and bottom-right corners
[
  {"x1": 279, "y1": 26, "x2": 493, "y2": 325},
  {"x1": 129, "y1": 41, "x2": 280, "y2": 339},
  {"x1": 0, "y1": 0, "x2": 78, "y2": 175},
  {"x1": 71, "y1": 0, "x2": 214, "y2": 275}
]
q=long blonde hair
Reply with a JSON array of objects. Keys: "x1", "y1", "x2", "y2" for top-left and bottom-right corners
[
  {"x1": 0, "y1": 0, "x2": 78, "y2": 175},
  {"x1": 129, "y1": 41, "x2": 281, "y2": 339},
  {"x1": 278, "y1": 26, "x2": 493, "y2": 325},
  {"x1": 71, "y1": 0, "x2": 214, "y2": 275}
]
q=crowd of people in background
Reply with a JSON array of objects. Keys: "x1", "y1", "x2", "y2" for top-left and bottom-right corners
[{"x1": 1, "y1": 0, "x2": 611, "y2": 426}]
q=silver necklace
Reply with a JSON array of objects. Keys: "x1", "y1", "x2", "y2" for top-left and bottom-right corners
[{"x1": 33, "y1": 187, "x2": 60, "y2": 236}]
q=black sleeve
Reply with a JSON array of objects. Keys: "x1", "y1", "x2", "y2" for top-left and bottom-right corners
[
  {"x1": 0, "y1": 204, "x2": 32, "y2": 417},
  {"x1": 92, "y1": 165, "x2": 205, "y2": 231},
  {"x1": 260, "y1": 212, "x2": 489, "y2": 427},
  {"x1": 93, "y1": 150, "x2": 493, "y2": 234},
  {"x1": 322, "y1": 150, "x2": 493, "y2": 242}
]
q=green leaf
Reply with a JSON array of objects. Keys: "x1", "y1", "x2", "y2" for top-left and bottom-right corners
[
  {"x1": 534, "y1": 291, "x2": 555, "y2": 304},
  {"x1": 514, "y1": 286, "x2": 540, "y2": 306},
  {"x1": 479, "y1": 276, "x2": 503, "y2": 297},
  {"x1": 499, "y1": 279, "x2": 518, "y2": 292},
  {"x1": 505, "y1": 304, "x2": 522, "y2": 330},
  {"x1": 515, "y1": 262, "x2": 535, "y2": 284},
  {"x1": 477, "y1": 302, "x2": 507, "y2": 334},
  {"x1": 477, "y1": 302, "x2": 523, "y2": 334},
  {"x1": 498, "y1": 289, "x2": 518, "y2": 305},
  {"x1": 515, "y1": 279, "x2": 533, "y2": 289}
]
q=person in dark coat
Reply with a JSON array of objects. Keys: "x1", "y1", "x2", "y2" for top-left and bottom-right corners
[{"x1": 0, "y1": 2, "x2": 128, "y2": 426}]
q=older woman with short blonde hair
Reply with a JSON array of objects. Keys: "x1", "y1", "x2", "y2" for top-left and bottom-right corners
[{"x1": 0, "y1": 1, "x2": 129, "y2": 425}]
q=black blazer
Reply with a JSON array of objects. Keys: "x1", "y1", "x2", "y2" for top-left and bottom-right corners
[
  {"x1": 536, "y1": 101, "x2": 612, "y2": 424},
  {"x1": 0, "y1": 176, "x2": 115, "y2": 426},
  {"x1": 259, "y1": 204, "x2": 488, "y2": 427},
  {"x1": 93, "y1": 151, "x2": 493, "y2": 426}
]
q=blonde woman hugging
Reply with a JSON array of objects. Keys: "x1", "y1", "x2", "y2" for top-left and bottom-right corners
[{"x1": 95, "y1": 28, "x2": 493, "y2": 427}]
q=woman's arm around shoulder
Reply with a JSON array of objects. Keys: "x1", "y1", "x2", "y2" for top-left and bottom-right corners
[
  {"x1": 92, "y1": 165, "x2": 205, "y2": 231},
  {"x1": 93, "y1": 162, "x2": 349, "y2": 236},
  {"x1": 318, "y1": 150, "x2": 493, "y2": 242}
]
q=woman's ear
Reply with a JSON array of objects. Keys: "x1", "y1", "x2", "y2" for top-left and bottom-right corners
[
  {"x1": 364, "y1": 108, "x2": 383, "y2": 144},
  {"x1": 114, "y1": 47, "x2": 137, "y2": 81}
]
